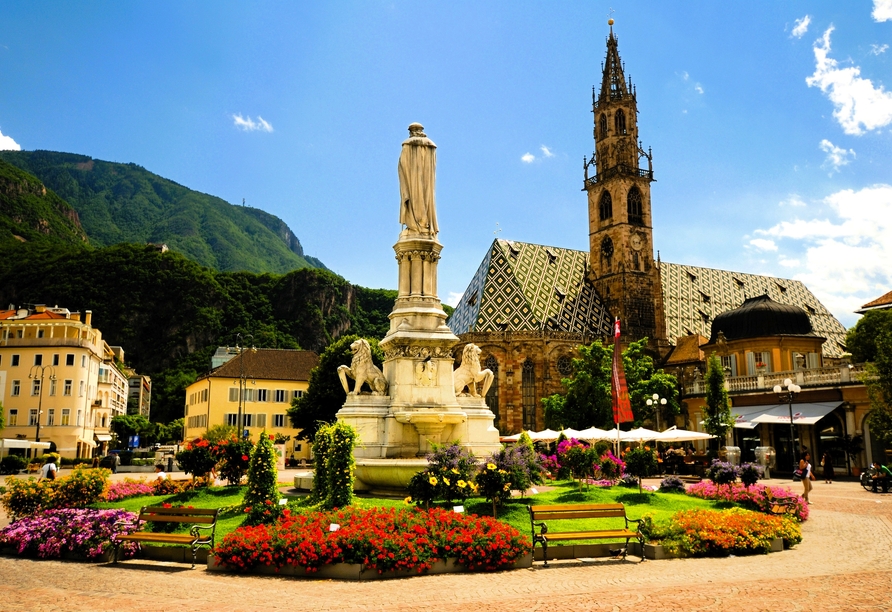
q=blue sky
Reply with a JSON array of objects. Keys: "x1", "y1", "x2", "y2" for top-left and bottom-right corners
[{"x1": 2, "y1": 1, "x2": 891, "y2": 329}]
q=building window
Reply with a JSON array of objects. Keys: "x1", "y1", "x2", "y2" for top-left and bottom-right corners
[
  {"x1": 557, "y1": 355, "x2": 573, "y2": 376},
  {"x1": 243, "y1": 414, "x2": 254, "y2": 428},
  {"x1": 522, "y1": 359, "x2": 536, "y2": 431},
  {"x1": 225, "y1": 413, "x2": 238, "y2": 426},
  {"x1": 746, "y1": 351, "x2": 772, "y2": 374},
  {"x1": 274, "y1": 414, "x2": 286, "y2": 428},
  {"x1": 31, "y1": 379, "x2": 41, "y2": 396},
  {"x1": 64, "y1": 380, "x2": 73, "y2": 396},
  {"x1": 11, "y1": 355, "x2": 20, "y2": 367},
  {"x1": 8, "y1": 409, "x2": 17, "y2": 426},
  {"x1": 256, "y1": 389, "x2": 268, "y2": 402},
  {"x1": 11, "y1": 380, "x2": 20, "y2": 396},
  {"x1": 49, "y1": 379, "x2": 57, "y2": 396},
  {"x1": 599, "y1": 190, "x2": 613, "y2": 220},
  {"x1": 47, "y1": 408, "x2": 55, "y2": 426},
  {"x1": 79, "y1": 381, "x2": 85, "y2": 396},
  {"x1": 614, "y1": 108, "x2": 627, "y2": 134},
  {"x1": 81, "y1": 355, "x2": 86, "y2": 368},
  {"x1": 29, "y1": 409, "x2": 39, "y2": 426},
  {"x1": 274, "y1": 389, "x2": 287, "y2": 403},
  {"x1": 720, "y1": 355, "x2": 738, "y2": 377},
  {"x1": 66, "y1": 354, "x2": 75, "y2": 366},
  {"x1": 229, "y1": 388, "x2": 239, "y2": 402},
  {"x1": 627, "y1": 187, "x2": 643, "y2": 225},
  {"x1": 61, "y1": 409, "x2": 70, "y2": 426},
  {"x1": 53, "y1": 354, "x2": 60, "y2": 366},
  {"x1": 599, "y1": 113, "x2": 608, "y2": 139},
  {"x1": 293, "y1": 390, "x2": 304, "y2": 400},
  {"x1": 255, "y1": 414, "x2": 267, "y2": 428},
  {"x1": 34, "y1": 354, "x2": 43, "y2": 366},
  {"x1": 484, "y1": 356, "x2": 499, "y2": 424}
]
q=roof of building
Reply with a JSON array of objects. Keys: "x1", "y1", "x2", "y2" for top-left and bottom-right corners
[
  {"x1": 857, "y1": 289, "x2": 892, "y2": 313},
  {"x1": 447, "y1": 239, "x2": 613, "y2": 337},
  {"x1": 447, "y1": 239, "x2": 848, "y2": 358},
  {"x1": 0, "y1": 309, "x2": 69, "y2": 320},
  {"x1": 664, "y1": 334, "x2": 708, "y2": 366},
  {"x1": 199, "y1": 349, "x2": 318, "y2": 382},
  {"x1": 707, "y1": 294, "x2": 817, "y2": 342}
]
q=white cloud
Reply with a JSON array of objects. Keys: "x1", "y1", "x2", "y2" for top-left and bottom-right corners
[
  {"x1": 819, "y1": 139, "x2": 855, "y2": 173},
  {"x1": 446, "y1": 291, "x2": 463, "y2": 307},
  {"x1": 780, "y1": 194, "x2": 807, "y2": 207},
  {"x1": 540, "y1": 145, "x2": 555, "y2": 158},
  {"x1": 806, "y1": 26, "x2": 892, "y2": 135},
  {"x1": 871, "y1": 43, "x2": 889, "y2": 55},
  {"x1": 694, "y1": 84, "x2": 704, "y2": 94},
  {"x1": 521, "y1": 152, "x2": 535, "y2": 163},
  {"x1": 792, "y1": 15, "x2": 811, "y2": 38},
  {"x1": 0, "y1": 127, "x2": 21, "y2": 151},
  {"x1": 749, "y1": 238, "x2": 778, "y2": 252},
  {"x1": 754, "y1": 184, "x2": 892, "y2": 325},
  {"x1": 232, "y1": 114, "x2": 274, "y2": 133},
  {"x1": 874, "y1": 0, "x2": 892, "y2": 22}
]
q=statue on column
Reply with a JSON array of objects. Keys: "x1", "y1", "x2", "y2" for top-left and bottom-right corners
[{"x1": 398, "y1": 123, "x2": 438, "y2": 236}]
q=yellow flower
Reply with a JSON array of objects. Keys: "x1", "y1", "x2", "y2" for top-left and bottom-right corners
[
  {"x1": 457, "y1": 480, "x2": 467, "y2": 488},
  {"x1": 498, "y1": 469, "x2": 507, "y2": 475},
  {"x1": 451, "y1": 468, "x2": 460, "y2": 474},
  {"x1": 429, "y1": 476, "x2": 438, "y2": 485},
  {"x1": 404, "y1": 496, "x2": 413, "y2": 504},
  {"x1": 443, "y1": 477, "x2": 450, "y2": 486},
  {"x1": 503, "y1": 484, "x2": 511, "y2": 491},
  {"x1": 486, "y1": 463, "x2": 496, "y2": 470}
]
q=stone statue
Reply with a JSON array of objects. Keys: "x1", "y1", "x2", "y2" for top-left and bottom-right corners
[
  {"x1": 337, "y1": 339, "x2": 388, "y2": 396},
  {"x1": 453, "y1": 344, "x2": 494, "y2": 397},
  {"x1": 398, "y1": 123, "x2": 438, "y2": 235}
]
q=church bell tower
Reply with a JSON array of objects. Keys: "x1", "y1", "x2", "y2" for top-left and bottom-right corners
[{"x1": 584, "y1": 20, "x2": 667, "y2": 350}]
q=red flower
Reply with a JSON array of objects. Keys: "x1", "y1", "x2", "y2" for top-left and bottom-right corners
[{"x1": 242, "y1": 455, "x2": 249, "y2": 461}]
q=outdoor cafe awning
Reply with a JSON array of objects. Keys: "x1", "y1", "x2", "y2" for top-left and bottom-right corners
[
  {"x1": 94, "y1": 434, "x2": 113, "y2": 442},
  {"x1": 750, "y1": 401, "x2": 843, "y2": 426}
]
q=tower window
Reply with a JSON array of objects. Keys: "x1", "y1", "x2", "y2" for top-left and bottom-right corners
[
  {"x1": 599, "y1": 114, "x2": 608, "y2": 140},
  {"x1": 614, "y1": 109, "x2": 627, "y2": 135},
  {"x1": 599, "y1": 190, "x2": 613, "y2": 220},
  {"x1": 522, "y1": 359, "x2": 536, "y2": 431},
  {"x1": 627, "y1": 187, "x2": 643, "y2": 225}
]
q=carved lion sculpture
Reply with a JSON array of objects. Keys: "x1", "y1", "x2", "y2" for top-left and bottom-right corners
[
  {"x1": 338, "y1": 339, "x2": 388, "y2": 396},
  {"x1": 453, "y1": 343, "x2": 494, "y2": 397}
]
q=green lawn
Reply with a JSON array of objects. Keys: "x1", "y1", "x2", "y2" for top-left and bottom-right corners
[{"x1": 94, "y1": 480, "x2": 734, "y2": 544}]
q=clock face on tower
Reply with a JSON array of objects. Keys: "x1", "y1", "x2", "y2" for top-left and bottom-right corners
[
  {"x1": 630, "y1": 234, "x2": 643, "y2": 251},
  {"x1": 600, "y1": 236, "x2": 614, "y2": 258}
]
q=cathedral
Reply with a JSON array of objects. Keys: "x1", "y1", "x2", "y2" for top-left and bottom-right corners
[{"x1": 447, "y1": 23, "x2": 848, "y2": 437}]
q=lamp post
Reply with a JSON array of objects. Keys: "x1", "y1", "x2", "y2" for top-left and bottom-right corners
[
  {"x1": 235, "y1": 333, "x2": 255, "y2": 439},
  {"x1": 646, "y1": 393, "x2": 667, "y2": 431},
  {"x1": 773, "y1": 378, "x2": 801, "y2": 473},
  {"x1": 29, "y1": 365, "x2": 56, "y2": 445}
]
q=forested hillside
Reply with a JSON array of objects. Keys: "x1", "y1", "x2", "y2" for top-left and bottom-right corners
[
  {"x1": 0, "y1": 150, "x2": 324, "y2": 274},
  {"x1": 0, "y1": 242, "x2": 395, "y2": 423}
]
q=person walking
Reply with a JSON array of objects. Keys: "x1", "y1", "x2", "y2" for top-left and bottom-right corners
[
  {"x1": 38, "y1": 456, "x2": 57, "y2": 482},
  {"x1": 821, "y1": 451, "x2": 834, "y2": 484},
  {"x1": 800, "y1": 452, "x2": 815, "y2": 504}
]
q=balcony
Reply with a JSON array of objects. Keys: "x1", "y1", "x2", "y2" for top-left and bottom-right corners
[
  {"x1": 683, "y1": 364, "x2": 868, "y2": 397},
  {"x1": 583, "y1": 164, "x2": 653, "y2": 189}
]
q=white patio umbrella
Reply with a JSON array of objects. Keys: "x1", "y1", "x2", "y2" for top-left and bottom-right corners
[
  {"x1": 575, "y1": 426, "x2": 614, "y2": 441},
  {"x1": 624, "y1": 427, "x2": 662, "y2": 442},
  {"x1": 559, "y1": 428, "x2": 583, "y2": 439},
  {"x1": 655, "y1": 426, "x2": 715, "y2": 442},
  {"x1": 528, "y1": 428, "x2": 560, "y2": 442}
]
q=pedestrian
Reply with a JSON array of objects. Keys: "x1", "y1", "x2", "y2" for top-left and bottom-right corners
[
  {"x1": 154, "y1": 464, "x2": 168, "y2": 481},
  {"x1": 799, "y1": 452, "x2": 815, "y2": 504},
  {"x1": 821, "y1": 451, "x2": 834, "y2": 484},
  {"x1": 38, "y1": 456, "x2": 57, "y2": 482}
]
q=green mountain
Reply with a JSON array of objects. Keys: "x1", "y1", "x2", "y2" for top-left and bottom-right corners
[
  {"x1": 0, "y1": 158, "x2": 89, "y2": 247},
  {"x1": 0, "y1": 150, "x2": 324, "y2": 274}
]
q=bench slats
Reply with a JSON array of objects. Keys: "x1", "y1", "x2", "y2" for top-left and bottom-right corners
[
  {"x1": 116, "y1": 533, "x2": 200, "y2": 545},
  {"x1": 137, "y1": 514, "x2": 216, "y2": 524},
  {"x1": 112, "y1": 506, "x2": 219, "y2": 568},
  {"x1": 529, "y1": 502, "x2": 644, "y2": 565},
  {"x1": 532, "y1": 509, "x2": 626, "y2": 520},
  {"x1": 541, "y1": 530, "x2": 638, "y2": 541}
]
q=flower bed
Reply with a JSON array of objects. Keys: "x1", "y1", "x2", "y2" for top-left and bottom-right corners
[
  {"x1": 105, "y1": 479, "x2": 156, "y2": 502},
  {"x1": 215, "y1": 506, "x2": 530, "y2": 575},
  {"x1": 643, "y1": 507, "x2": 802, "y2": 557},
  {"x1": 687, "y1": 481, "x2": 809, "y2": 521},
  {"x1": 0, "y1": 508, "x2": 138, "y2": 560}
]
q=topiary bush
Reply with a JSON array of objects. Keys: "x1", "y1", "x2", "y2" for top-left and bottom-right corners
[
  {"x1": 624, "y1": 447, "x2": 658, "y2": 492},
  {"x1": 310, "y1": 422, "x2": 358, "y2": 510},
  {"x1": 176, "y1": 439, "x2": 217, "y2": 480},
  {"x1": 739, "y1": 462, "x2": 765, "y2": 488},
  {"x1": 658, "y1": 475, "x2": 687, "y2": 493},
  {"x1": 474, "y1": 460, "x2": 512, "y2": 518},
  {"x1": 309, "y1": 426, "x2": 332, "y2": 505},
  {"x1": 242, "y1": 432, "x2": 283, "y2": 525},
  {"x1": 213, "y1": 438, "x2": 255, "y2": 486},
  {"x1": 707, "y1": 458, "x2": 739, "y2": 489}
]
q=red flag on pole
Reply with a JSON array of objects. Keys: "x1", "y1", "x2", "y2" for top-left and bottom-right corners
[{"x1": 612, "y1": 318, "x2": 634, "y2": 424}]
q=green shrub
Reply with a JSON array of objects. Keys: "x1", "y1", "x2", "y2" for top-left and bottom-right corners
[
  {"x1": 213, "y1": 438, "x2": 254, "y2": 486},
  {"x1": 309, "y1": 427, "x2": 333, "y2": 505},
  {"x1": 1, "y1": 477, "x2": 55, "y2": 519},
  {"x1": 474, "y1": 461, "x2": 511, "y2": 517},
  {"x1": 323, "y1": 422, "x2": 357, "y2": 509},
  {"x1": 176, "y1": 439, "x2": 217, "y2": 479},
  {"x1": 51, "y1": 466, "x2": 109, "y2": 508},
  {"x1": 242, "y1": 433, "x2": 283, "y2": 525},
  {"x1": 624, "y1": 448, "x2": 658, "y2": 492},
  {"x1": 1, "y1": 455, "x2": 28, "y2": 474}
]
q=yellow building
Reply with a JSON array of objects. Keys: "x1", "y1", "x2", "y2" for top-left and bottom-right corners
[
  {"x1": 0, "y1": 305, "x2": 129, "y2": 459},
  {"x1": 183, "y1": 348, "x2": 318, "y2": 460}
]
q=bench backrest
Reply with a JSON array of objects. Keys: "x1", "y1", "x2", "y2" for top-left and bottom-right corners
[
  {"x1": 530, "y1": 503, "x2": 627, "y2": 521},
  {"x1": 138, "y1": 506, "x2": 219, "y2": 525}
]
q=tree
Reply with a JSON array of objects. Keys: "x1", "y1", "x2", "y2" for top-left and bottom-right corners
[
  {"x1": 110, "y1": 414, "x2": 155, "y2": 447},
  {"x1": 623, "y1": 339, "x2": 680, "y2": 427},
  {"x1": 624, "y1": 447, "x2": 658, "y2": 493},
  {"x1": 287, "y1": 334, "x2": 384, "y2": 441},
  {"x1": 242, "y1": 432, "x2": 284, "y2": 525},
  {"x1": 701, "y1": 353, "x2": 732, "y2": 449},
  {"x1": 154, "y1": 418, "x2": 184, "y2": 444},
  {"x1": 848, "y1": 311, "x2": 892, "y2": 453},
  {"x1": 846, "y1": 310, "x2": 892, "y2": 363}
]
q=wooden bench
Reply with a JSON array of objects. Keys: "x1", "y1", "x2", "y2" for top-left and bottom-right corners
[
  {"x1": 529, "y1": 503, "x2": 644, "y2": 565},
  {"x1": 113, "y1": 506, "x2": 219, "y2": 567}
]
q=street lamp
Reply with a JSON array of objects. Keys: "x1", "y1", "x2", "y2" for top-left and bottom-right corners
[
  {"x1": 773, "y1": 378, "x2": 802, "y2": 473},
  {"x1": 646, "y1": 393, "x2": 667, "y2": 431},
  {"x1": 29, "y1": 365, "x2": 56, "y2": 444},
  {"x1": 235, "y1": 333, "x2": 256, "y2": 439}
]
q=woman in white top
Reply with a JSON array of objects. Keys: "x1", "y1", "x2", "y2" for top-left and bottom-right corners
[
  {"x1": 38, "y1": 458, "x2": 58, "y2": 482},
  {"x1": 154, "y1": 464, "x2": 168, "y2": 480},
  {"x1": 799, "y1": 452, "x2": 815, "y2": 504}
]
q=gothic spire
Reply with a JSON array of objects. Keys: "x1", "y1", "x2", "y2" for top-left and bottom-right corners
[{"x1": 598, "y1": 27, "x2": 631, "y2": 105}]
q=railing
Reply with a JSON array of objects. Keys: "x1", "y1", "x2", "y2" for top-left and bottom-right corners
[
  {"x1": 584, "y1": 164, "x2": 653, "y2": 188},
  {"x1": 0, "y1": 337, "x2": 100, "y2": 352},
  {"x1": 684, "y1": 364, "x2": 869, "y2": 396}
]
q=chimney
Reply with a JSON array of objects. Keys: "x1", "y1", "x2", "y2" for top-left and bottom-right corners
[
  {"x1": 35, "y1": 304, "x2": 46, "y2": 313},
  {"x1": 85, "y1": 310, "x2": 92, "y2": 326}
]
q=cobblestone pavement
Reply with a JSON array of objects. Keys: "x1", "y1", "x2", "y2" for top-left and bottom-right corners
[{"x1": 2, "y1": 477, "x2": 892, "y2": 611}]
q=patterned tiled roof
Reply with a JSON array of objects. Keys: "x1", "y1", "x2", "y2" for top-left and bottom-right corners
[
  {"x1": 447, "y1": 239, "x2": 612, "y2": 336},
  {"x1": 658, "y1": 262, "x2": 848, "y2": 358},
  {"x1": 447, "y1": 240, "x2": 848, "y2": 358}
]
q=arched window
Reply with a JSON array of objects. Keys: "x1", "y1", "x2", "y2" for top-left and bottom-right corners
[
  {"x1": 599, "y1": 114, "x2": 608, "y2": 140},
  {"x1": 599, "y1": 190, "x2": 613, "y2": 220},
  {"x1": 614, "y1": 109, "x2": 626, "y2": 135},
  {"x1": 484, "y1": 355, "x2": 499, "y2": 425},
  {"x1": 522, "y1": 359, "x2": 536, "y2": 431},
  {"x1": 627, "y1": 186, "x2": 643, "y2": 225}
]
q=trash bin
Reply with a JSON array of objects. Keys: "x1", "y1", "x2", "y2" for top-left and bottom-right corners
[{"x1": 723, "y1": 446, "x2": 741, "y2": 466}]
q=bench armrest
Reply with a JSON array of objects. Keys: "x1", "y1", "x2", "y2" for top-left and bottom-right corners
[{"x1": 190, "y1": 523, "x2": 216, "y2": 539}]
